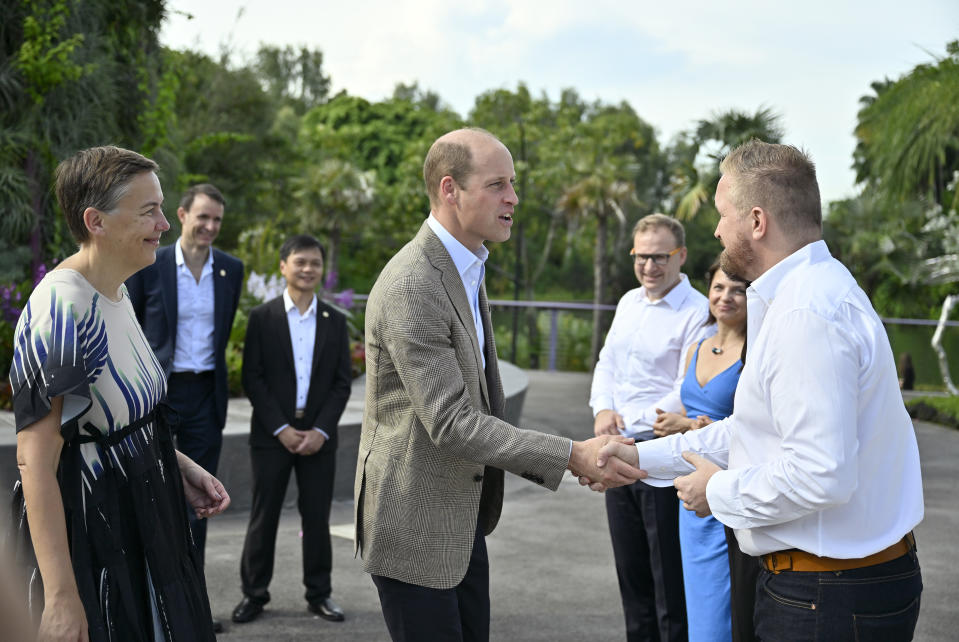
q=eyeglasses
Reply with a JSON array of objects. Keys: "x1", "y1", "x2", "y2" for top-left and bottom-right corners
[{"x1": 629, "y1": 247, "x2": 682, "y2": 265}]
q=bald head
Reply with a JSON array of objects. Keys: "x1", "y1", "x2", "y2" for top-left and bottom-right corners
[{"x1": 423, "y1": 128, "x2": 504, "y2": 209}]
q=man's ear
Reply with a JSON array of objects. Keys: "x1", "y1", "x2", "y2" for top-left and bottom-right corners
[
  {"x1": 439, "y1": 175, "x2": 457, "y2": 205},
  {"x1": 177, "y1": 206, "x2": 188, "y2": 224},
  {"x1": 750, "y1": 206, "x2": 768, "y2": 240},
  {"x1": 83, "y1": 207, "x2": 106, "y2": 237}
]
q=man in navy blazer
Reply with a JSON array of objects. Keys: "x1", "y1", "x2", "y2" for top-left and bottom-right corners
[
  {"x1": 126, "y1": 183, "x2": 244, "y2": 580},
  {"x1": 231, "y1": 234, "x2": 352, "y2": 625}
]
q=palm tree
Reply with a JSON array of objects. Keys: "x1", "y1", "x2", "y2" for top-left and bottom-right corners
[
  {"x1": 854, "y1": 41, "x2": 959, "y2": 211},
  {"x1": 673, "y1": 107, "x2": 784, "y2": 220},
  {"x1": 558, "y1": 169, "x2": 636, "y2": 367},
  {"x1": 292, "y1": 158, "x2": 375, "y2": 279}
]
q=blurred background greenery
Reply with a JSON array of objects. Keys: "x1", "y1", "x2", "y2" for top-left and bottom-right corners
[{"x1": 1, "y1": 1, "x2": 957, "y2": 402}]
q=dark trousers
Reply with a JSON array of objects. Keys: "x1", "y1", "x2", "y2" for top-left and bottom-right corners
[
  {"x1": 606, "y1": 480, "x2": 687, "y2": 642},
  {"x1": 166, "y1": 372, "x2": 221, "y2": 567},
  {"x1": 240, "y1": 446, "x2": 336, "y2": 604},
  {"x1": 372, "y1": 523, "x2": 490, "y2": 642},
  {"x1": 754, "y1": 548, "x2": 922, "y2": 641},
  {"x1": 724, "y1": 526, "x2": 760, "y2": 642}
]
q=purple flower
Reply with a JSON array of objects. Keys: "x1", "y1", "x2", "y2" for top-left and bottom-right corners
[
  {"x1": 324, "y1": 270, "x2": 338, "y2": 292},
  {"x1": 33, "y1": 263, "x2": 47, "y2": 286},
  {"x1": 332, "y1": 289, "x2": 354, "y2": 309},
  {"x1": 0, "y1": 283, "x2": 21, "y2": 324}
]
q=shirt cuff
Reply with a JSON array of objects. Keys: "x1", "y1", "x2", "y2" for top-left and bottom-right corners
[
  {"x1": 273, "y1": 424, "x2": 291, "y2": 437},
  {"x1": 313, "y1": 427, "x2": 330, "y2": 439},
  {"x1": 636, "y1": 437, "x2": 689, "y2": 486},
  {"x1": 590, "y1": 398, "x2": 613, "y2": 417}
]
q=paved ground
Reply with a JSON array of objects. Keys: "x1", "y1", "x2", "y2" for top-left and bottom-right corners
[{"x1": 201, "y1": 371, "x2": 959, "y2": 641}]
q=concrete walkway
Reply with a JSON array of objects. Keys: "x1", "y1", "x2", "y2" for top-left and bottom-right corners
[{"x1": 200, "y1": 371, "x2": 958, "y2": 641}]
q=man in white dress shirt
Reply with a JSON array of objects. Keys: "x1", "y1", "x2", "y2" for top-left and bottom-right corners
[
  {"x1": 232, "y1": 235, "x2": 352, "y2": 625},
  {"x1": 596, "y1": 140, "x2": 924, "y2": 640},
  {"x1": 590, "y1": 213, "x2": 709, "y2": 642}
]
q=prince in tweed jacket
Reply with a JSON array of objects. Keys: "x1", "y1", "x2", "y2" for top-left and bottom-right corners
[
  {"x1": 354, "y1": 219, "x2": 571, "y2": 589},
  {"x1": 354, "y1": 131, "x2": 641, "y2": 640}
]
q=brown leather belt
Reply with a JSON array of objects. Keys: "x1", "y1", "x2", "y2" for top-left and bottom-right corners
[{"x1": 761, "y1": 532, "x2": 915, "y2": 573}]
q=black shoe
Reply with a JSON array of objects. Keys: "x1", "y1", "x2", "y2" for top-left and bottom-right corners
[
  {"x1": 212, "y1": 618, "x2": 223, "y2": 633},
  {"x1": 308, "y1": 597, "x2": 345, "y2": 622},
  {"x1": 231, "y1": 597, "x2": 265, "y2": 624}
]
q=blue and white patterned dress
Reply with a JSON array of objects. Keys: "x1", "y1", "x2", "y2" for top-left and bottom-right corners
[{"x1": 10, "y1": 269, "x2": 214, "y2": 642}]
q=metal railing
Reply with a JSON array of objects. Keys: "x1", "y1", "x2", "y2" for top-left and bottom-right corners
[{"x1": 350, "y1": 295, "x2": 959, "y2": 383}]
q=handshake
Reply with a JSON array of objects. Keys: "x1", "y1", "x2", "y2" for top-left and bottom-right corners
[{"x1": 568, "y1": 435, "x2": 645, "y2": 491}]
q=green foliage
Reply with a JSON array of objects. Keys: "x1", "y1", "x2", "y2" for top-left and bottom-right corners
[
  {"x1": 15, "y1": 0, "x2": 89, "y2": 104},
  {"x1": 254, "y1": 45, "x2": 330, "y2": 114},
  {"x1": 905, "y1": 395, "x2": 959, "y2": 429},
  {"x1": 2, "y1": 0, "x2": 169, "y2": 278},
  {"x1": 225, "y1": 308, "x2": 248, "y2": 396},
  {"x1": 672, "y1": 106, "x2": 784, "y2": 221},
  {"x1": 886, "y1": 323, "x2": 959, "y2": 388},
  {"x1": 855, "y1": 41, "x2": 959, "y2": 209},
  {"x1": 138, "y1": 50, "x2": 179, "y2": 157}
]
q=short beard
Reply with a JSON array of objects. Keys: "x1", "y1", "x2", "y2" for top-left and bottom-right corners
[{"x1": 720, "y1": 234, "x2": 756, "y2": 282}]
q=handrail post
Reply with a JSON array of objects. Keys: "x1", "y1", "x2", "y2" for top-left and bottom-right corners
[{"x1": 548, "y1": 309, "x2": 559, "y2": 371}]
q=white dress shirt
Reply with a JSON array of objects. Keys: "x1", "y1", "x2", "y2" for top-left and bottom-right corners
[
  {"x1": 637, "y1": 241, "x2": 924, "y2": 558},
  {"x1": 272, "y1": 290, "x2": 329, "y2": 439},
  {"x1": 427, "y1": 214, "x2": 488, "y2": 368},
  {"x1": 590, "y1": 275, "x2": 710, "y2": 439},
  {"x1": 172, "y1": 239, "x2": 215, "y2": 372}
]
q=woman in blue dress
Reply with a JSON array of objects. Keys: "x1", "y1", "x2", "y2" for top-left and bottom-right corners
[
  {"x1": 653, "y1": 262, "x2": 749, "y2": 642},
  {"x1": 12, "y1": 146, "x2": 231, "y2": 641}
]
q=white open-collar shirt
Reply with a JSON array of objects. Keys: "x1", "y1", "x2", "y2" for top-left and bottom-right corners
[
  {"x1": 172, "y1": 238, "x2": 215, "y2": 373},
  {"x1": 427, "y1": 214, "x2": 488, "y2": 369},
  {"x1": 590, "y1": 275, "x2": 710, "y2": 439},
  {"x1": 637, "y1": 240, "x2": 924, "y2": 558},
  {"x1": 272, "y1": 290, "x2": 329, "y2": 439}
]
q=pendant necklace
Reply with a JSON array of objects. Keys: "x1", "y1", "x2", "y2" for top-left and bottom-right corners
[{"x1": 711, "y1": 344, "x2": 724, "y2": 355}]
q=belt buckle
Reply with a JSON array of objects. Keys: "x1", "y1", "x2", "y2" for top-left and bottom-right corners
[{"x1": 769, "y1": 552, "x2": 793, "y2": 574}]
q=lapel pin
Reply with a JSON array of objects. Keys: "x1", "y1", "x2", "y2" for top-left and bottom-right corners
[
  {"x1": 322, "y1": 310, "x2": 330, "y2": 318},
  {"x1": 219, "y1": 269, "x2": 226, "y2": 277}
]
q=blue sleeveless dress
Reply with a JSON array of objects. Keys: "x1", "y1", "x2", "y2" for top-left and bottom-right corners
[{"x1": 679, "y1": 339, "x2": 742, "y2": 642}]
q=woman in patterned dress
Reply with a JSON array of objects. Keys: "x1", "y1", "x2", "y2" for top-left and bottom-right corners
[{"x1": 12, "y1": 146, "x2": 230, "y2": 641}]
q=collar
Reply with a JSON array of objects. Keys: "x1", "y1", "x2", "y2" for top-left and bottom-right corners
[
  {"x1": 283, "y1": 289, "x2": 317, "y2": 317},
  {"x1": 174, "y1": 237, "x2": 214, "y2": 271},
  {"x1": 749, "y1": 240, "x2": 828, "y2": 306},
  {"x1": 427, "y1": 213, "x2": 489, "y2": 278},
  {"x1": 640, "y1": 274, "x2": 694, "y2": 309}
]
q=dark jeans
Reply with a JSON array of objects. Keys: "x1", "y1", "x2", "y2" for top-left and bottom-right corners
[
  {"x1": 754, "y1": 549, "x2": 922, "y2": 641},
  {"x1": 372, "y1": 523, "x2": 490, "y2": 642}
]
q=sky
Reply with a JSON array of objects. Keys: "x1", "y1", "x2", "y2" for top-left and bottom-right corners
[{"x1": 159, "y1": 0, "x2": 959, "y2": 205}]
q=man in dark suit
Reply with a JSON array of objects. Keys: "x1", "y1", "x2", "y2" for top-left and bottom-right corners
[
  {"x1": 355, "y1": 128, "x2": 644, "y2": 641},
  {"x1": 231, "y1": 234, "x2": 352, "y2": 625},
  {"x1": 125, "y1": 183, "x2": 243, "y2": 582}
]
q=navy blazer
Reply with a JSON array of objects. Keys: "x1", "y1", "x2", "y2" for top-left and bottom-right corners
[
  {"x1": 241, "y1": 296, "x2": 352, "y2": 450},
  {"x1": 126, "y1": 243, "x2": 244, "y2": 429}
]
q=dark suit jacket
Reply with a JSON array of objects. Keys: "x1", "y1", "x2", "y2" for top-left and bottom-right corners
[
  {"x1": 126, "y1": 243, "x2": 244, "y2": 429},
  {"x1": 354, "y1": 221, "x2": 571, "y2": 590},
  {"x1": 241, "y1": 296, "x2": 352, "y2": 451}
]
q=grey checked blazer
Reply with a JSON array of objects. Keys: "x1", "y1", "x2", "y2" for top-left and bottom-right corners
[{"x1": 354, "y1": 221, "x2": 572, "y2": 590}]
